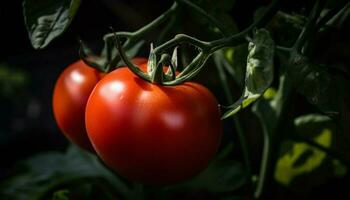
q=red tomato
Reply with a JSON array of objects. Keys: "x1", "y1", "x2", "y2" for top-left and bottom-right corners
[
  {"x1": 85, "y1": 64, "x2": 222, "y2": 184},
  {"x1": 53, "y1": 58, "x2": 147, "y2": 151}
]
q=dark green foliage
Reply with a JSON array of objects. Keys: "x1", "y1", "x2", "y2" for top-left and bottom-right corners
[{"x1": 23, "y1": 0, "x2": 80, "y2": 49}]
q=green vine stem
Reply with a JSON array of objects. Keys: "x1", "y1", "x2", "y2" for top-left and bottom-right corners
[
  {"x1": 254, "y1": 73, "x2": 293, "y2": 199},
  {"x1": 154, "y1": 0, "x2": 280, "y2": 55},
  {"x1": 104, "y1": 2, "x2": 178, "y2": 42},
  {"x1": 123, "y1": 0, "x2": 280, "y2": 86},
  {"x1": 113, "y1": 34, "x2": 151, "y2": 82},
  {"x1": 316, "y1": 0, "x2": 350, "y2": 30},
  {"x1": 214, "y1": 53, "x2": 252, "y2": 192},
  {"x1": 254, "y1": 127, "x2": 271, "y2": 199},
  {"x1": 293, "y1": 0, "x2": 324, "y2": 53},
  {"x1": 81, "y1": 2, "x2": 179, "y2": 72}
]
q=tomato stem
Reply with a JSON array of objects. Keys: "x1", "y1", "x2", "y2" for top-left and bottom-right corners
[
  {"x1": 80, "y1": 2, "x2": 179, "y2": 72},
  {"x1": 113, "y1": 34, "x2": 151, "y2": 82},
  {"x1": 104, "y1": 2, "x2": 179, "y2": 46},
  {"x1": 113, "y1": 0, "x2": 280, "y2": 86},
  {"x1": 154, "y1": 0, "x2": 280, "y2": 55}
]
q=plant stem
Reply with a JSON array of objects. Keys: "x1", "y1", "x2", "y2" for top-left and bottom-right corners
[
  {"x1": 104, "y1": 2, "x2": 178, "y2": 41},
  {"x1": 154, "y1": 0, "x2": 280, "y2": 55},
  {"x1": 117, "y1": 0, "x2": 280, "y2": 86},
  {"x1": 316, "y1": 0, "x2": 349, "y2": 30},
  {"x1": 253, "y1": 130, "x2": 271, "y2": 198},
  {"x1": 154, "y1": 34, "x2": 210, "y2": 54},
  {"x1": 293, "y1": 0, "x2": 324, "y2": 52},
  {"x1": 276, "y1": 45, "x2": 292, "y2": 52},
  {"x1": 254, "y1": 73, "x2": 293, "y2": 199},
  {"x1": 214, "y1": 53, "x2": 252, "y2": 190},
  {"x1": 113, "y1": 34, "x2": 151, "y2": 82},
  {"x1": 208, "y1": 0, "x2": 280, "y2": 52}
]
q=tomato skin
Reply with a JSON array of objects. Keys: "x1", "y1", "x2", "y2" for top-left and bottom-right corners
[
  {"x1": 53, "y1": 58, "x2": 147, "y2": 151},
  {"x1": 85, "y1": 64, "x2": 222, "y2": 185},
  {"x1": 53, "y1": 60, "x2": 103, "y2": 151}
]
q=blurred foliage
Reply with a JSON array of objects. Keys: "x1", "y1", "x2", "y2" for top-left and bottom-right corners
[
  {"x1": 0, "y1": 144, "x2": 247, "y2": 200},
  {"x1": 0, "y1": 145, "x2": 129, "y2": 200},
  {"x1": 0, "y1": 63, "x2": 28, "y2": 99},
  {"x1": 274, "y1": 114, "x2": 346, "y2": 186}
]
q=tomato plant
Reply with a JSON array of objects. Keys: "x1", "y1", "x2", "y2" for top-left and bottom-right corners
[
  {"x1": 85, "y1": 64, "x2": 222, "y2": 184},
  {"x1": 53, "y1": 58, "x2": 147, "y2": 151}
]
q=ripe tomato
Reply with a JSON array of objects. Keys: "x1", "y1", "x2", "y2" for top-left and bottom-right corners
[
  {"x1": 53, "y1": 58, "x2": 147, "y2": 151},
  {"x1": 85, "y1": 64, "x2": 222, "y2": 184}
]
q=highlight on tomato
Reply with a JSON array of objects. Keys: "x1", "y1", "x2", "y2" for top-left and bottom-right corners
[
  {"x1": 85, "y1": 63, "x2": 222, "y2": 185},
  {"x1": 52, "y1": 58, "x2": 147, "y2": 151}
]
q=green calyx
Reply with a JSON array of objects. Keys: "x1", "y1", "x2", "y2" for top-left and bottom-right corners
[{"x1": 112, "y1": 33, "x2": 175, "y2": 85}]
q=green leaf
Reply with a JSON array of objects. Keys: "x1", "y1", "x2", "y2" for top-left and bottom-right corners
[
  {"x1": 222, "y1": 29, "x2": 275, "y2": 119},
  {"x1": 52, "y1": 190, "x2": 69, "y2": 200},
  {"x1": 0, "y1": 145, "x2": 131, "y2": 200},
  {"x1": 274, "y1": 114, "x2": 343, "y2": 186},
  {"x1": 275, "y1": 129, "x2": 331, "y2": 185},
  {"x1": 23, "y1": 0, "x2": 81, "y2": 49},
  {"x1": 286, "y1": 52, "x2": 339, "y2": 116}
]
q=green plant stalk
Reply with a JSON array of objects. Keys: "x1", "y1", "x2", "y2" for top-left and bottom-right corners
[
  {"x1": 163, "y1": 52, "x2": 209, "y2": 85},
  {"x1": 293, "y1": 0, "x2": 324, "y2": 53},
  {"x1": 154, "y1": 0, "x2": 280, "y2": 54},
  {"x1": 140, "y1": 0, "x2": 279, "y2": 86},
  {"x1": 101, "y1": 2, "x2": 179, "y2": 69},
  {"x1": 117, "y1": 0, "x2": 280, "y2": 86},
  {"x1": 114, "y1": 34, "x2": 151, "y2": 82},
  {"x1": 316, "y1": 0, "x2": 350, "y2": 30},
  {"x1": 215, "y1": 55, "x2": 252, "y2": 190},
  {"x1": 254, "y1": 74, "x2": 293, "y2": 199},
  {"x1": 254, "y1": 129, "x2": 271, "y2": 199},
  {"x1": 104, "y1": 2, "x2": 178, "y2": 42}
]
